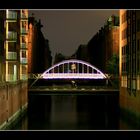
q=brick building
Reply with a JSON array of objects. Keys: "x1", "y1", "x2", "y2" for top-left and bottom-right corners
[
  {"x1": 28, "y1": 16, "x2": 52, "y2": 75},
  {"x1": 87, "y1": 15, "x2": 119, "y2": 74},
  {"x1": 0, "y1": 9, "x2": 28, "y2": 129},
  {"x1": 119, "y1": 10, "x2": 140, "y2": 126}
]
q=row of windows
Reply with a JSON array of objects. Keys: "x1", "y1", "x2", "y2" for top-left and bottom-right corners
[
  {"x1": 125, "y1": 19, "x2": 140, "y2": 33},
  {"x1": 121, "y1": 49, "x2": 140, "y2": 73},
  {"x1": 6, "y1": 10, "x2": 28, "y2": 19},
  {"x1": 121, "y1": 77, "x2": 140, "y2": 91},
  {"x1": 124, "y1": 39, "x2": 140, "y2": 54},
  {"x1": 121, "y1": 11, "x2": 140, "y2": 93},
  {"x1": 1, "y1": 63, "x2": 28, "y2": 81}
]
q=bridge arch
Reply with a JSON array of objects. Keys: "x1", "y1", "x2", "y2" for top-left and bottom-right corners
[
  {"x1": 30, "y1": 59, "x2": 107, "y2": 87},
  {"x1": 41, "y1": 59, "x2": 107, "y2": 79}
]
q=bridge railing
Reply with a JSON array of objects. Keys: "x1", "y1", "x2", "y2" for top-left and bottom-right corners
[
  {"x1": 28, "y1": 73, "x2": 42, "y2": 79},
  {"x1": 42, "y1": 73, "x2": 105, "y2": 79}
]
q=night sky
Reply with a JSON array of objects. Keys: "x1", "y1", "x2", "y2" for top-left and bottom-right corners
[{"x1": 29, "y1": 10, "x2": 119, "y2": 60}]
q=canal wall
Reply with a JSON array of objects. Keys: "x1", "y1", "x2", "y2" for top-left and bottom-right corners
[
  {"x1": 0, "y1": 81, "x2": 28, "y2": 129},
  {"x1": 120, "y1": 87, "x2": 140, "y2": 128}
]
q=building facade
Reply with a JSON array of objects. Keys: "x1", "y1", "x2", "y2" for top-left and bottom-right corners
[
  {"x1": 87, "y1": 15, "x2": 119, "y2": 74},
  {"x1": 71, "y1": 44, "x2": 90, "y2": 63},
  {"x1": 0, "y1": 9, "x2": 28, "y2": 129},
  {"x1": 28, "y1": 16, "x2": 52, "y2": 75},
  {"x1": 120, "y1": 10, "x2": 140, "y2": 126}
]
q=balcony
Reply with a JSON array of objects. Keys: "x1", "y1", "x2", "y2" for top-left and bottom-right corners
[
  {"x1": 6, "y1": 52, "x2": 17, "y2": 60},
  {"x1": 21, "y1": 28, "x2": 28, "y2": 34},
  {"x1": 20, "y1": 74, "x2": 28, "y2": 80},
  {"x1": 21, "y1": 13, "x2": 28, "y2": 19},
  {"x1": 6, "y1": 11, "x2": 17, "y2": 20},
  {"x1": 6, "y1": 31, "x2": 17, "y2": 41},
  {"x1": 20, "y1": 57, "x2": 27, "y2": 64},
  {"x1": 21, "y1": 43, "x2": 27, "y2": 49},
  {"x1": 6, "y1": 74, "x2": 17, "y2": 82}
]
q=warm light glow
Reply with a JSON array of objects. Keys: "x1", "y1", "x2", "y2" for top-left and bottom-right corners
[{"x1": 120, "y1": 10, "x2": 127, "y2": 88}]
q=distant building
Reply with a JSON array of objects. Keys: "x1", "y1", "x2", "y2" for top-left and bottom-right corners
[
  {"x1": 71, "y1": 44, "x2": 90, "y2": 62},
  {"x1": 87, "y1": 15, "x2": 119, "y2": 73},
  {"x1": 0, "y1": 10, "x2": 28, "y2": 129},
  {"x1": 28, "y1": 16, "x2": 52, "y2": 74},
  {"x1": 119, "y1": 10, "x2": 140, "y2": 125},
  {"x1": 53, "y1": 53, "x2": 66, "y2": 64}
]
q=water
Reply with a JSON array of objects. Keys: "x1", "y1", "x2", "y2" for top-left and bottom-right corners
[{"x1": 9, "y1": 91, "x2": 136, "y2": 130}]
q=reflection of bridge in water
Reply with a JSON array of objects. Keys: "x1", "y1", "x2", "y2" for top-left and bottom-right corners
[{"x1": 29, "y1": 59, "x2": 110, "y2": 88}]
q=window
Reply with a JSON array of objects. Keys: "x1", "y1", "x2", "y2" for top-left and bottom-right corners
[
  {"x1": 127, "y1": 26, "x2": 130, "y2": 36},
  {"x1": 138, "y1": 39, "x2": 140, "y2": 52},
  {"x1": 137, "y1": 57, "x2": 140, "y2": 72},
  {"x1": 132, "y1": 40, "x2": 136, "y2": 53},
  {"x1": 22, "y1": 51, "x2": 26, "y2": 57},
  {"x1": 137, "y1": 19, "x2": 140, "y2": 32},
  {"x1": 6, "y1": 62, "x2": 17, "y2": 81}
]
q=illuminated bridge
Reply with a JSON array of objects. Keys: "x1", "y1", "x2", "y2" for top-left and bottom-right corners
[{"x1": 29, "y1": 59, "x2": 108, "y2": 87}]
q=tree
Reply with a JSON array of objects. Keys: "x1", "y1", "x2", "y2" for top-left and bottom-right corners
[
  {"x1": 106, "y1": 53, "x2": 119, "y2": 76},
  {"x1": 106, "y1": 53, "x2": 119, "y2": 88}
]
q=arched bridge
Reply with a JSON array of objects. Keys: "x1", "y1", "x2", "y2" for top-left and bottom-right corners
[
  {"x1": 41, "y1": 59, "x2": 107, "y2": 79},
  {"x1": 29, "y1": 59, "x2": 108, "y2": 88}
]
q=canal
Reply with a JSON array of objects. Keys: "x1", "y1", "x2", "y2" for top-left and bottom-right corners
[{"x1": 7, "y1": 91, "x2": 137, "y2": 130}]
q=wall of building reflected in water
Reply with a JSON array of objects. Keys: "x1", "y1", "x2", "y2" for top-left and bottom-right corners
[{"x1": 10, "y1": 91, "x2": 137, "y2": 130}]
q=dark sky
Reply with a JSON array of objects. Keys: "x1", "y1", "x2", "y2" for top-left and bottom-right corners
[{"x1": 29, "y1": 10, "x2": 119, "y2": 59}]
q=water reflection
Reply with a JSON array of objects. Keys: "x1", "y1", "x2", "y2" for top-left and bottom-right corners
[{"x1": 11, "y1": 91, "x2": 137, "y2": 130}]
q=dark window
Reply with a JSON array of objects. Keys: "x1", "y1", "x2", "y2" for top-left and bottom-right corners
[
  {"x1": 137, "y1": 19, "x2": 140, "y2": 32},
  {"x1": 138, "y1": 39, "x2": 140, "y2": 51},
  {"x1": 132, "y1": 40, "x2": 136, "y2": 53},
  {"x1": 137, "y1": 57, "x2": 140, "y2": 72}
]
